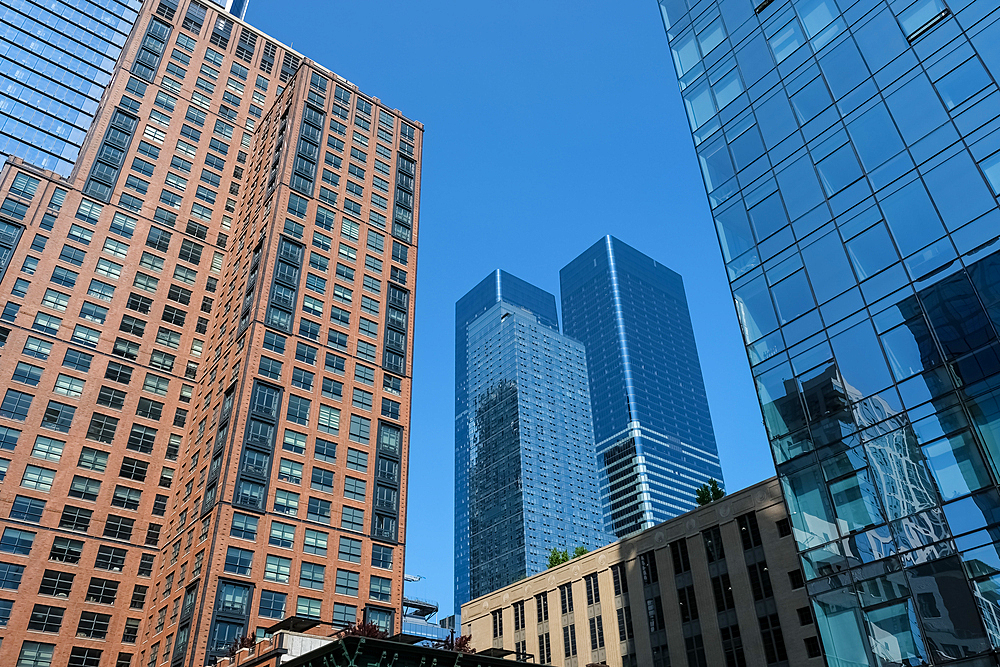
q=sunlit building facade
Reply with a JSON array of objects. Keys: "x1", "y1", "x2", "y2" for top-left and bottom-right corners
[
  {"x1": 0, "y1": 0, "x2": 248, "y2": 177},
  {"x1": 454, "y1": 271, "x2": 610, "y2": 613},
  {"x1": 561, "y1": 236, "x2": 723, "y2": 538},
  {"x1": 462, "y1": 478, "x2": 823, "y2": 667},
  {"x1": 0, "y1": 1, "x2": 420, "y2": 665},
  {"x1": 658, "y1": 0, "x2": 1000, "y2": 664}
]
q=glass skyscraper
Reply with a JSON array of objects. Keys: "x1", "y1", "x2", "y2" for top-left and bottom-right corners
[
  {"x1": 658, "y1": 0, "x2": 1000, "y2": 664},
  {"x1": 560, "y1": 236, "x2": 723, "y2": 538},
  {"x1": 455, "y1": 270, "x2": 610, "y2": 611},
  {"x1": 0, "y1": 0, "x2": 248, "y2": 177}
]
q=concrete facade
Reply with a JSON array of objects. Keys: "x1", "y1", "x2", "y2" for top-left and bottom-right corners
[
  {"x1": 462, "y1": 478, "x2": 824, "y2": 667},
  {"x1": 0, "y1": 1, "x2": 420, "y2": 665}
]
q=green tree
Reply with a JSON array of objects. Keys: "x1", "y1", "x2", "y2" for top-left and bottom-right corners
[
  {"x1": 695, "y1": 478, "x2": 725, "y2": 506},
  {"x1": 548, "y1": 548, "x2": 570, "y2": 568},
  {"x1": 572, "y1": 546, "x2": 589, "y2": 559}
]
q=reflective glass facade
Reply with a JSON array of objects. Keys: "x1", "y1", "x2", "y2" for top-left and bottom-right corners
[
  {"x1": 658, "y1": 0, "x2": 1000, "y2": 664},
  {"x1": 0, "y1": 0, "x2": 249, "y2": 177},
  {"x1": 560, "y1": 236, "x2": 723, "y2": 538},
  {"x1": 0, "y1": 0, "x2": 141, "y2": 176},
  {"x1": 455, "y1": 271, "x2": 610, "y2": 612}
]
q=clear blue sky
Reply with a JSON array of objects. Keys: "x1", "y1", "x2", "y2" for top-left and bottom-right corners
[{"x1": 247, "y1": 0, "x2": 776, "y2": 618}]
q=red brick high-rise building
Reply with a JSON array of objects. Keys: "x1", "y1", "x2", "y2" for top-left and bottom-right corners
[{"x1": 0, "y1": 1, "x2": 421, "y2": 665}]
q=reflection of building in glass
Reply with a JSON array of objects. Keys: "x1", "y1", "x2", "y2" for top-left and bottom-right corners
[
  {"x1": 454, "y1": 271, "x2": 610, "y2": 612},
  {"x1": 658, "y1": 0, "x2": 1000, "y2": 663},
  {"x1": 560, "y1": 236, "x2": 723, "y2": 537}
]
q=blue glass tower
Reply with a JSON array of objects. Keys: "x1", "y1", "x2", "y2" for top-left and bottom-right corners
[
  {"x1": 455, "y1": 270, "x2": 610, "y2": 612},
  {"x1": 0, "y1": 0, "x2": 248, "y2": 176},
  {"x1": 658, "y1": 0, "x2": 1000, "y2": 664},
  {"x1": 560, "y1": 236, "x2": 724, "y2": 538}
]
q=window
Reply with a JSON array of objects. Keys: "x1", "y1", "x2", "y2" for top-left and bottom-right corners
[
  {"x1": 259, "y1": 590, "x2": 286, "y2": 619},
  {"x1": 77, "y1": 611, "x2": 112, "y2": 639},
  {"x1": 747, "y1": 561, "x2": 773, "y2": 601},
  {"x1": 63, "y1": 349, "x2": 93, "y2": 372},
  {"x1": 28, "y1": 604, "x2": 65, "y2": 633},
  {"x1": 49, "y1": 537, "x2": 84, "y2": 564},
  {"x1": 300, "y1": 562, "x2": 325, "y2": 590},
  {"x1": 316, "y1": 437, "x2": 337, "y2": 462},
  {"x1": 22, "y1": 337, "x2": 51, "y2": 360},
  {"x1": 362, "y1": 576, "x2": 393, "y2": 606},
  {"x1": 13, "y1": 362, "x2": 43, "y2": 386},
  {"x1": 231, "y1": 513, "x2": 258, "y2": 540},
  {"x1": 0, "y1": 561, "x2": 25, "y2": 590},
  {"x1": 1, "y1": 389, "x2": 33, "y2": 420},
  {"x1": 87, "y1": 413, "x2": 118, "y2": 443},
  {"x1": 307, "y1": 497, "x2": 331, "y2": 524},
  {"x1": 304, "y1": 529, "x2": 328, "y2": 556},
  {"x1": 308, "y1": 465, "x2": 334, "y2": 491},
  {"x1": 0, "y1": 527, "x2": 34, "y2": 555},
  {"x1": 16, "y1": 642, "x2": 54, "y2": 667},
  {"x1": 0, "y1": 428, "x2": 16, "y2": 452},
  {"x1": 335, "y1": 569, "x2": 359, "y2": 596},
  {"x1": 77, "y1": 447, "x2": 108, "y2": 472},
  {"x1": 344, "y1": 477, "x2": 366, "y2": 501},
  {"x1": 264, "y1": 555, "x2": 291, "y2": 583},
  {"x1": 138, "y1": 553, "x2": 155, "y2": 577},
  {"x1": 259, "y1": 356, "x2": 282, "y2": 379},
  {"x1": 11, "y1": 495, "x2": 45, "y2": 523},
  {"x1": 50, "y1": 266, "x2": 77, "y2": 288},
  {"x1": 342, "y1": 506, "x2": 364, "y2": 532},
  {"x1": 349, "y1": 414, "x2": 370, "y2": 443},
  {"x1": 224, "y1": 547, "x2": 253, "y2": 576},
  {"x1": 318, "y1": 405, "x2": 340, "y2": 434},
  {"x1": 119, "y1": 457, "x2": 148, "y2": 482},
  {"x1": 333, "y1": 603, "x2": 357, "y2": 627},
  {"x1": 42, "y1": 401, "x2": 76, "y2": 433},
  {"x1": 54, "y1": 374, "x2": 85, "y2": 397},
  {"x1": 112, "y1": 485, "x2": 142, "y2": 511},
  {"x1": 41, "y1": 289, "x2": 69, "y2": 312},
  {"x1": 339, "y1": 537, "x2": 362, "y2": 563},
  {"x1": 291, "y1": 368, "x2": 314, "y2": 391},
  {"x1": 563, "y1": 624, "x2": 578, "y2": 658},
  {"x1": 38, "y1": 569, "x2": 74, "y2": 597},
  {"x1": 670, "y1": 539, "x2": 691, "y2": 573},
  {"x1": 286, "y1": 395, "x2": 311, "y2": 425},
  {"x1": 274, "y1": 489, "x2": 299, "y2": 516},
  {"x1": 372, "y1": 545, "x2": 393, "y2": 570},
  {"x1": 113, "y1": 338, "x2": 140, "y2": 360},
  {"x1": 737, "y1": 513, "x2": 763, "y2": 549},
  {"x1": 269, "y1": 522, "x2": 295, "y2": 549},
  {"x1": 69, "y1": 476, "x2": 101, "y2": 502},
  {"x1": 103, "y1": 515, "x2": 134, "y2": 540},
  {"x1": 282, "y1": 430, "x2": 306, "y2": 455},
  {"x1": 759, "y1": 613, "x2": 788, "y2": 664},
  {"x1": 352, "y1": 388, "x2": 373, "y2": 410},
  {"x1": 86, "y1": 577, "x2": 120, "y2": 603},
  {"x1": 22, "y1": 465, "x2": 56, "y2": 492}
]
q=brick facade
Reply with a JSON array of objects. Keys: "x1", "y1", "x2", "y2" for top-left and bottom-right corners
[{"x1": 0, "y1": 1, "x2": 420, "y2": 665}]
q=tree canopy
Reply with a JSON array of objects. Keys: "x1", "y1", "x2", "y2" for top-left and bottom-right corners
[{"x1": 695, "y1": 478, "x2": 725, "y2": 506}]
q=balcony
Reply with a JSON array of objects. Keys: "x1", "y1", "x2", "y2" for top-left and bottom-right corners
[
  {"x1": 241, "y1": 463, "x2": 267, "y2": 477},
  {"x1": 218, "y1": 600, "x2": 248, "y2": 616}
]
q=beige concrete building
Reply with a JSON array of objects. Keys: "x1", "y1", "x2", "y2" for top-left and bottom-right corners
[{"x1": 462, "y1": 478, "x2": 824, "y2": 666}]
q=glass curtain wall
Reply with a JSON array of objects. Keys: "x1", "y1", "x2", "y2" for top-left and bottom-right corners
[{"x1": 658, "y1": 0, "x2": 1000, "y2": 664}]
